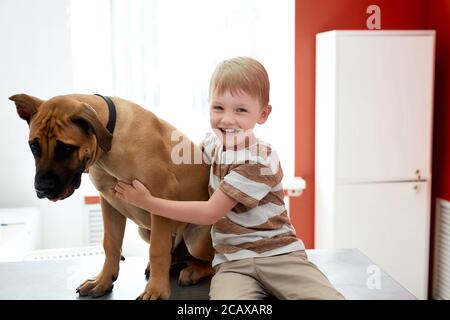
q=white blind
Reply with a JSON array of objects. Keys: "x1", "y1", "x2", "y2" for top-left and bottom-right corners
[{"x1": 71, "y1": 0, "x2": 294, "y2": 178}]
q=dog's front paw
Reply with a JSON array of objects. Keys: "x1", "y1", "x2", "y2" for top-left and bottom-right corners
[
  {"x1": 136, "y1": 279, "x2": 170, "y2": 300},
  {"x1": 76, "y1": 274, "x2": 115, "y2": 297}
]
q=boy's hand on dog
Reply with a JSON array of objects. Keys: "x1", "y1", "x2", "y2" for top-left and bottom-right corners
[{"x1": 115, "y1": 179, "x2": 152, "y2": 209}]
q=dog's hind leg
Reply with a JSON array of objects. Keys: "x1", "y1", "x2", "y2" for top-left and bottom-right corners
[
  {"x1": 145, "y1": 237, "x2": 196, "y2": 280},
  {"x1": 178, "y1": 259, "x2": 215, "y2": 286}
]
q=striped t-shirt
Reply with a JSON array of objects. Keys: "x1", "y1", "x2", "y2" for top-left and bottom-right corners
[{"x1": 201, "y1": 133, "x2": 305, "y2": 267}]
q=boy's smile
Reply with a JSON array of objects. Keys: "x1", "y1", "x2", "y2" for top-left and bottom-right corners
[{"x1": 210, "y1": 90, "x2": 271, "y2": 149}]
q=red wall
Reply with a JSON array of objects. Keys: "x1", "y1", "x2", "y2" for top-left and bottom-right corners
[
  {"x1": 292, "y1": 0, "x2": 429, "y2": 249},
  {"x1": 293, "y1": 0, "x2": 450, "y2": 298},
  {"x1": 430, "y1": 2, "x2": 450, "y2": 203},
  {"x1": 428, "y1": 0, "x2": 450, "y2": 297}
]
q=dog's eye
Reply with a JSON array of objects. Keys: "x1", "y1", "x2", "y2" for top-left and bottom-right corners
[
  {"x1": 29, "y1": 139, "x2": 41, "y2": 158},
  {"x1": 55, "y1": 141, "x2": 79, "y2": 161}
]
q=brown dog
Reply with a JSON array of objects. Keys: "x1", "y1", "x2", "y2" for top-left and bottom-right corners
[{"x1": 9, "y1": 93, "x2": 214, "y2": 299}]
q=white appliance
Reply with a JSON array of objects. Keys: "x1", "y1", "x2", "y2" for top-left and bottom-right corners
[
  {"x1": 314, "y1": 30, "x2": 435, "y2": 300},
  {"x1": 0, "y1": 207, "x2": 40, "y2": 261}
]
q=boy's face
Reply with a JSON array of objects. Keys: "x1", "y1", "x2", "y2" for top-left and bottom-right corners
[{"x1": 209, "y1": 90, "x2": 271, "y2": 149}]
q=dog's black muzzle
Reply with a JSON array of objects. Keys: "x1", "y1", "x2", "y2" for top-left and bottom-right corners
[{"x1": 35, "y1": 171, "x2": 61, "y2": 199}]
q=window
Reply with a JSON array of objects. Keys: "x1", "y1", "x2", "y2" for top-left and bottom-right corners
[{"x1": 71, "y1": 0, "x2": 295, "y2": 185}]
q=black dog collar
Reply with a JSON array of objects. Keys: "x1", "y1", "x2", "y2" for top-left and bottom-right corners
[{"x1": 94, "y1": 94, "x2": 116, "y2": 134}]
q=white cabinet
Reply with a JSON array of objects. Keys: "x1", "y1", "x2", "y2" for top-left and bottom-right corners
[
  {"x1": 335, "y1": 34, "x2": 434, "y2": 182},
  {"x1": 0, "y1": 207, "x2": 40, "y2": 262},
  {"x1": 315, "y1": 30, "x2": 435, "y2": 299},
  {"x1": 335, "y1": 182, "x2": 431, "y2": 298}
]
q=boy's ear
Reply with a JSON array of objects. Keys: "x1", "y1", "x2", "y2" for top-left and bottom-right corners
[{"x1": 257, "y1": 105, "x2": 272, "y2": 125}]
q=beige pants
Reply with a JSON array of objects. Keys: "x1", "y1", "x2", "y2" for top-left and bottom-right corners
[{"x1": 209, "y1": 250, "x2": 345, "y2": 300}]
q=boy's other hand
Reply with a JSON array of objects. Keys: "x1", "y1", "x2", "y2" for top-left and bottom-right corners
[{"x1": 115, "y1": 179, "x2": 152, "y2": 210}]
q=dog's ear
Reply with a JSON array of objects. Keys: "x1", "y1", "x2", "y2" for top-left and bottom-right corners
[
  {"x1": 71, "y1": 103, "x2": 113, "y2": 152},
  {"x1": 9, "y1": 94, "x2": 44, "y2": 124}
]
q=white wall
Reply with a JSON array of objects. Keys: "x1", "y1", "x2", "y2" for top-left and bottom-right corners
[
  {"x1": 0, "y1": 0, "x2": 294, "y2": 256},
  {"x1": 0, "y1": 0, "x2": 86, "y2": 249}
]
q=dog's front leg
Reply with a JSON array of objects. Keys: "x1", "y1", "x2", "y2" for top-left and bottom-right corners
[
  {"x1": 137, "y1": 215, "x2": 173, "y2": 300},
  {"x1": 77, "y1": 197, "x2": 126, "y2": 297}
]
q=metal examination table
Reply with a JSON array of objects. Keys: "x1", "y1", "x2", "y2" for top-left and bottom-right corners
[{"x1": 0, "y1": 248, "x2": 416, "y2": 300}]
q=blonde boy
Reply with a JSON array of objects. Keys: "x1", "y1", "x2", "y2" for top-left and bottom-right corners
[{"x1": 115, "y1": 57, "x2": 344, "y2": 300}]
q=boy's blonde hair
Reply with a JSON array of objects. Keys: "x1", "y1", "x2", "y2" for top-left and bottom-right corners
[{"x1": 209, "y1": 56, "x2": 270, "y2": 108}]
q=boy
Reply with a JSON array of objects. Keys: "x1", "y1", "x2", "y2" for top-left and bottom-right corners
[{"x1": 115, "y1": 57, "x2": 344, "y2": 300}]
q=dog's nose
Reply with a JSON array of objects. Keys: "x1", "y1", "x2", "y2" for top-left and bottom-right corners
[
  {"x1": 35, "y1": 188, "x2": 53, "y2": 198},
  {"x1": 35, "y1": 173, "x2": 57, "y2": 198},
  {"x1": 35, "y1": 185, "x2": 55, "y2": 198}
]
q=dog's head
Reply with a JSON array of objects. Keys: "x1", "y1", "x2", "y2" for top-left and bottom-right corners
[{"x1": 9, "y1": 94, "x2": 112, "y2": 201}]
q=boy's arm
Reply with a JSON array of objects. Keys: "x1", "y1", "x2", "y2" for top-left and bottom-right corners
[{"x1": 115, "y1": 180, "x2": 237, "y2": 225}]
